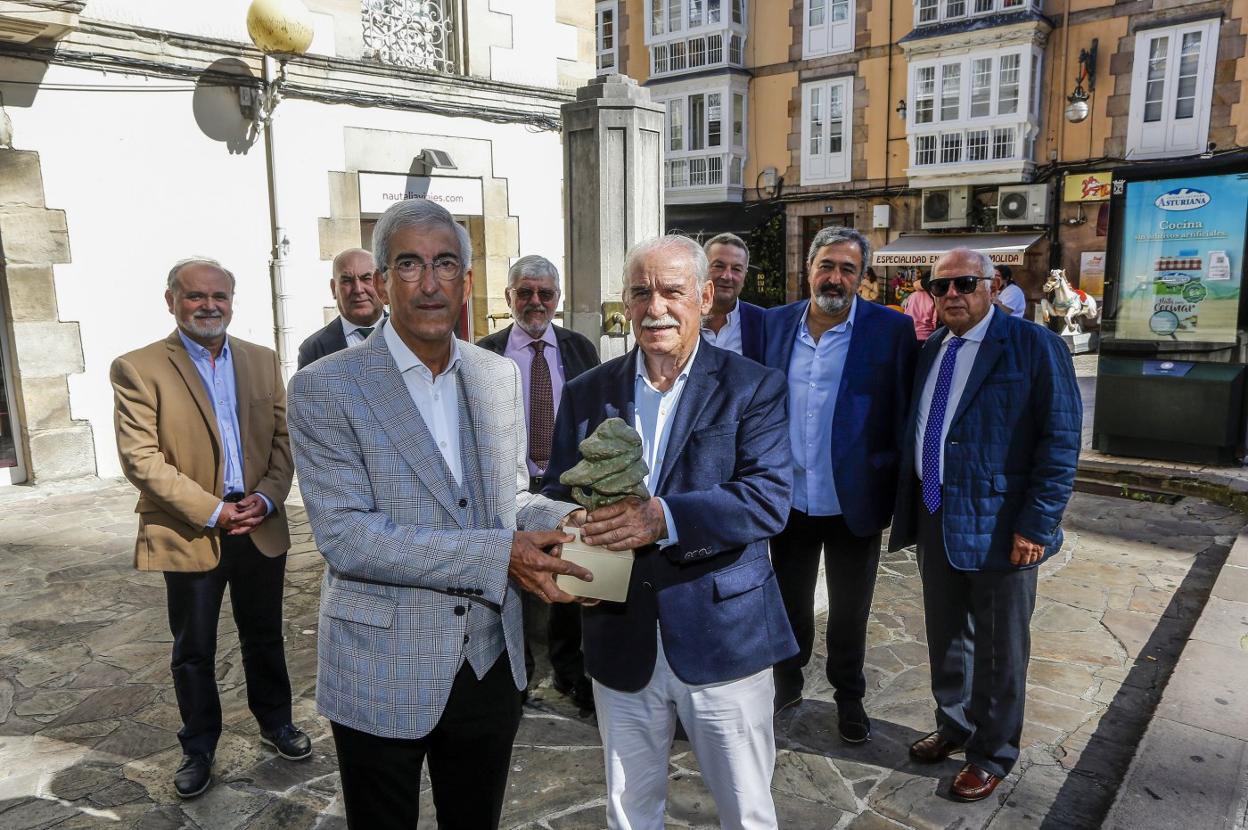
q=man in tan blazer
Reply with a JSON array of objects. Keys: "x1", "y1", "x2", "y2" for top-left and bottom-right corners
[{"x1": 110, "y1": 257, "x2": 308, "y2": 800}]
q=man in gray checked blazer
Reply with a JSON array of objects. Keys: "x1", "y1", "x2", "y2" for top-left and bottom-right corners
[{"x1": 288, "y1": 198, "x2": 591, "y2": 830}]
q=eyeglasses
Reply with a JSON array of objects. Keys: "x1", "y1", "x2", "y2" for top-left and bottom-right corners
[
  {"x1": 382, "y1": 256, "x2": 462, "y2": 283},
  {"x1": 512, "y1": 287, "x2": 558, "y2": 303},
  {"x1": 928, "y1": 275, "x2": 991, "y2": 297}
]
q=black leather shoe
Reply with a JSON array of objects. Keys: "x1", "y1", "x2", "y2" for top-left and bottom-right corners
[
  {"x1": 174, "y1": 753, "x2": 213, "y2": 799},
  {"x1": 260, "y1": 724, "x2": 312, "y2": 761},
  {"x1": 838, "y1": 699, "x2": 872, "y2": 744},
  {"x1": 553, "y1": 676, "x2": 595, "y2": 712},
  {"x1": 909, "y1": 730, "x2": 966, "y2": 764},
  {"x1": 773, "y1": 668, "x2": 803, "y2": 714}
]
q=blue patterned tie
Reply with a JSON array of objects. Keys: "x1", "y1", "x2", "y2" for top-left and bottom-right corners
[{"x1": 921, "y1": 337, "x2": 966, "y2": 514}]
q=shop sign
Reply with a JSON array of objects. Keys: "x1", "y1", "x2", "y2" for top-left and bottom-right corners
[
  {"x1": 358, "y1": 173, "x2": 484, "y2": 216},
  {"x1": 872, "y1": 251, "x2": 1026, "y2": 267},
  {"x1": 1115, "y1": 172, "x2": 1248, "y2": 344},
  {"x1": 1064, "y1": 171, "x2": 1112, "y2": 202}
]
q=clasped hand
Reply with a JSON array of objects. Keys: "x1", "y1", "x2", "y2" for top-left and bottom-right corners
[
  {"x1": 218, "y1": 494, "x2": 268, "y2": 536},
  {"x1": 1010, "y1": 533, "x2": 1045, "y2": 567}
]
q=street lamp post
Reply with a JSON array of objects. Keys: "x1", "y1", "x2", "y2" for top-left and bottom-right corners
[{"x1": 244, "y1": 0, "x2": 313, "y2": 379}]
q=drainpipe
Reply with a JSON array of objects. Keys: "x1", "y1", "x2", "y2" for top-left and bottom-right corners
[{"x1": 261, "y1": 56, "x2": 295, "y2": 380}]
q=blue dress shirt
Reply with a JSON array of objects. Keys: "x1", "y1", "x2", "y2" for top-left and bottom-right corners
[
  {"x1": 177, "y1": 331, "x2": 272, "y2": 527},
  {"x1": 788, "y1": 298, "x2": 857, "y2": 516}
]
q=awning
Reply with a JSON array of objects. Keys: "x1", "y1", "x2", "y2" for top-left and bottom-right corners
[{"x1": 871, "y1": 232, "x2": 1044, "y2": 267}]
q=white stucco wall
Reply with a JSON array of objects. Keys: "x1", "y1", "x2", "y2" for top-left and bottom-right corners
[{"x1": 4, "y1": 60, "x2": 568, "y2": 480}]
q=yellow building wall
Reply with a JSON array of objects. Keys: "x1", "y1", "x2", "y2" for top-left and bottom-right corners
[
  {"x1": 621, "y1": 0, "x2": 650, "y2": 83},
  {"x1": 1046, "y1": 16, "x2": 1128, "y2": 163},
  {"x1": 858, "y1": 53, "x2": 909, "y2": 183},
  {"x1": 746, "y1": 71, "x2": 797, "y2": 188},
  {"x1": 1233, "y1": 0, "x2": 1248, "y2": 147},
  {"x1": 749, "y1": 1, "x2": 792, "y2": 66}
]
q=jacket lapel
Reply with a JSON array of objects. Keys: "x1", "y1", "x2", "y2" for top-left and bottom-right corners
[
  {"x1": 606, "y1": 348, "x2": 637, "y2": 427},
  {"x1": 229, "y1": 336, "x2": 251, "y2": 451},
  {"x1": 764, "y1": 301, "x2": 805, "y2": 372},
  {"x1": 654, "y1": 345, "x2": 718, "y2": 494},
  {"x1": 950, "y1": 311, "x2": 1008, "y2": 427},
  {"x1": 164, "y1": 331, "x2": 220, "y2": 449},
  {"x1": 356, "y1": 327, "x2": 462, "y2": 522}
]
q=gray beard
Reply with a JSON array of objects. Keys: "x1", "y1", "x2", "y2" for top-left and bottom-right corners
[
  {"x1": 515, "y1": 315, "x2": 550, "y2": 338},
  {"x1": 814, "y1": 291, "x2": 849, "y2": 315},
  {"x1": 182, "y1": 317, "x2": 227, "y2": 339}
]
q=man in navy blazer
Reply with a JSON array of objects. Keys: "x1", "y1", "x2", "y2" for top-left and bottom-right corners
[
  {"x1": 762, "y1": 226, "x2": 918, "y2": 744},
  {"x1": 543, "y1": 235, "x2": 796, "y2": 828},
  {"x1": 296, "y1": 248, "x2": 386, "y2": 370},
  {"x1": 891, "y1": 247, "x2": 1080, "y2": 802},
  {"x1": 700, "y1": 233, "x2": 765, "y2": 361}
]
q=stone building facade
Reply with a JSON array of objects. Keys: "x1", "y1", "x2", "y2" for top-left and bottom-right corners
[{"x1": 0, "y1": 0, "x2": 595, "y2": 484}]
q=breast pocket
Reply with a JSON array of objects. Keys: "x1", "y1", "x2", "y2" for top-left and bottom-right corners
[{"x1": 687, "y1": 422, "x2": 737, "y2": 480}]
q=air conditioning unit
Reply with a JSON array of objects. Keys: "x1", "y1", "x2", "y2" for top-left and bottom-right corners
[
  {"x1": 921, "y1": 186, "x2": 971, "y2": 230},
  {"x1": 997, "y1": 183, "x2": 1051, "y2": 226}
]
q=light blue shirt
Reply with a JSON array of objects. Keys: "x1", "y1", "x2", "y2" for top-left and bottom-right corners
[
  {"x1": 788, "y1": 298, "x2": 857, "y2": 516},
  {"x1": 634, "y1": 340, "x2": 702, "y2": 547},
  {"x1": 915, "y1": 306, "x2": 995, "y2": 483},
  {"x1": 177, "y1": 331, "x2": 272, "y2": 528}
]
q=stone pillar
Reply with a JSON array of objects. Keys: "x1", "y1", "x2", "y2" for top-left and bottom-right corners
[
  {"x1": 0, "y1": 149, "x2": 95, "y2": 482},
  {"x1": 562, "y1": 74, "x2": 664, "y2": 360}
]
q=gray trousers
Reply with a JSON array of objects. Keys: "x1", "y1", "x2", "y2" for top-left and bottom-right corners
[{"x1": 917, "y1": 502, "x2": 1037, "y2": 778}]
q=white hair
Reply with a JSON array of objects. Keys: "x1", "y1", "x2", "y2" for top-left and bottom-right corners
[
  {"x1": 620, "y1": 235, "x2": 709, "y2": 302},
  {"x1": 372, "y1": 198, "x2": 472, "y2": 277},
  {"x1": 167, "y1": 257, "x2": 235, "y2": 293}
]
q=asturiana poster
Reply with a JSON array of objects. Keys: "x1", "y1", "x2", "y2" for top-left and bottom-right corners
[{"x1": 1116, "y1": 172, "x2": 1248, "y2": 344}]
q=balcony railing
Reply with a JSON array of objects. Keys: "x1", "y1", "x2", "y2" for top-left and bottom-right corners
[
  {"x1": 363, "y1": 0, "x2": 458, "y2": 73},
  {"x1": 665, "y1": 152, "x2": 745, "y2": 190},
  {"x1": 908, "y1": 122, "x2": 1035, "y2": 169},
  {"x1": 650, "y1": 31, "x2": 744, "y2": 77}
]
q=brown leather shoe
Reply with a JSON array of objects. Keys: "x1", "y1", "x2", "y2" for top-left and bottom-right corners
[
  {"x1": 909, "y1": 730, "x2": 965, "y2": 764},
  {"x1": 950, "y1": 762, "x2": 1002, "y2": 802}
]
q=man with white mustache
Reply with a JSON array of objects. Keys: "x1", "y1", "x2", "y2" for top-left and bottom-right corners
[
  {"x1": 761, "y1": 226, "x2": 918, "y2": 744},
  {"x1": 543, "y1": 235, "x2": 796, "y2": 829},
  {"x1": 110, "y1": 258, "x2": 307, "y2": 799}
]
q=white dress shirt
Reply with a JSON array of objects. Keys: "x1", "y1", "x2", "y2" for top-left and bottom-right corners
[
  {"x1": 342, "y1": 316, "x2": 381, "y2": 346},
  {"x1": 701, "y1": 300, "x2": 743, "y2": 355},
  {"x1": 384, "y1": 321, "x2": 463, "y2": 484},
  {"x1": 914, "y1": 306, "x2": 996, "y2": 483},
  {"x1": 634, "y1": 339, "x2": 701, "y2": 547}
]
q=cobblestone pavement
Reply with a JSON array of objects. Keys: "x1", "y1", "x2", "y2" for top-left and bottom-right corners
[{"x1": 0, "y1": 478, "x2": 1241, "y2": 829}]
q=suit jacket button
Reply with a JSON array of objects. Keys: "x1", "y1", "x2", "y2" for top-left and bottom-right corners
[
  {"x1": 454, "y1": 606, "x2": 466, "y2": 616},
  {"x1": 643, "y1": 581, "x2": 653, "y2": 590},
  {"x1": 458, "y1": 498, "x2": 468, "y2": 508},
  {"x1": 463, "y1": 634, "x2": 470, "y2": 644},
  {"x1": 475, "y1": 589, "x2": 483, "y2": 596}
]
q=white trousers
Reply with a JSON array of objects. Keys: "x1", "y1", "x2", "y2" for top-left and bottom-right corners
[{"x1": 592, "y1": 629, "x2": 779, "y2": 830}]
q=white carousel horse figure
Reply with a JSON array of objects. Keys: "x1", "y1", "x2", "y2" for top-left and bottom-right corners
[{"x1": 1041, "y1": 268, "x2": 1098, "y2": 334}]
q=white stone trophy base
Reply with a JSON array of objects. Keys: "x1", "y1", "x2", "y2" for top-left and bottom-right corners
[{"x1": 556, "y1": 527, "x2": 634, "y2": 603}]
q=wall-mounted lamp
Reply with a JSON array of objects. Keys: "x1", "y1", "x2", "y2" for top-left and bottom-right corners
[
  {"x1": 895, "y1": 99, "x2": 907, "y2": 120},
  {"x1": 1065, "y1": 39, "x2": 1098, "y2": 124},
  {"x1": 412, "y1": 148, "x2": 458, "y2": 174}
]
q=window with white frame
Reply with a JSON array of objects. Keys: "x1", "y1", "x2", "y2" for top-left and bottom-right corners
[
  {"x1": 649, "y1": 0, "x2": 746, "y2": 77},
  {"x1": 804, "y1": 0, "x2": 853, "y2": 58},
  {"x1": 1126, "y1": 18, "x2": 1220, "y2": 159},
  {"x1": 596, "y1": 1, "x2": 618, "y2": 72},
  {"x1": 801, "y1": 77, "x2": 853, "y2": 185},
  {"x1": 660, "y1": 86, "x2": 747, "y2": 191},
  {"x1": 907, "y1": 47, "x2": 1041, "y2": 169},
  {"x1": 914, "y1": 0, "x2": 1038, "y2": 26}
]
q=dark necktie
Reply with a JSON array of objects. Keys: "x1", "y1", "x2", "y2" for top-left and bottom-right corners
[
  {"x1": 921, "y1": 336, "x2": 966, "y2": 514},
  {"x1": 529, "y1": 341, "x2": 554, "y2": 470},
  {"x1": 355, "y1": 326, "x2": 375, "y2": 340}
]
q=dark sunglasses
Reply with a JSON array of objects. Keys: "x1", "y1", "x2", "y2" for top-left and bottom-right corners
[{"x1": 929, "y1": 275, "x2": 991, "y2": 297}]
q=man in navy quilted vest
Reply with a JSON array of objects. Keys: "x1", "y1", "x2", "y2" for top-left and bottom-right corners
[{"x1": 890, "y1": 246, "x2": 1081, "y2": 803}]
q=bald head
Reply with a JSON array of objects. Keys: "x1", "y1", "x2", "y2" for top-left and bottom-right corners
[{"x1": 330, "y1": 248, "x2": 384, "y2": 327}]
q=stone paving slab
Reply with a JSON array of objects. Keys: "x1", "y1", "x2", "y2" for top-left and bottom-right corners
[{"x1": 0, "y1": 478, "x2": 1242, "y2": 829}]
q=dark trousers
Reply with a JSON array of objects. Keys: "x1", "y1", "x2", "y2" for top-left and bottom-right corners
[
  {"x1": 331, "y1": 655, "x2": 524, "y2": 830},
  {"x1": 917, "y1": 500, "x2": 1037, "y2": 778},
  {"x1": 772, "y1": 510, "x2": 881, "y2": 703},
  {"x1": 163, "y1": 533, "x2": 292, "y2": 756},
  {"x1": 523, "y1": 474, "x2": 585, "y2": 687}
]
